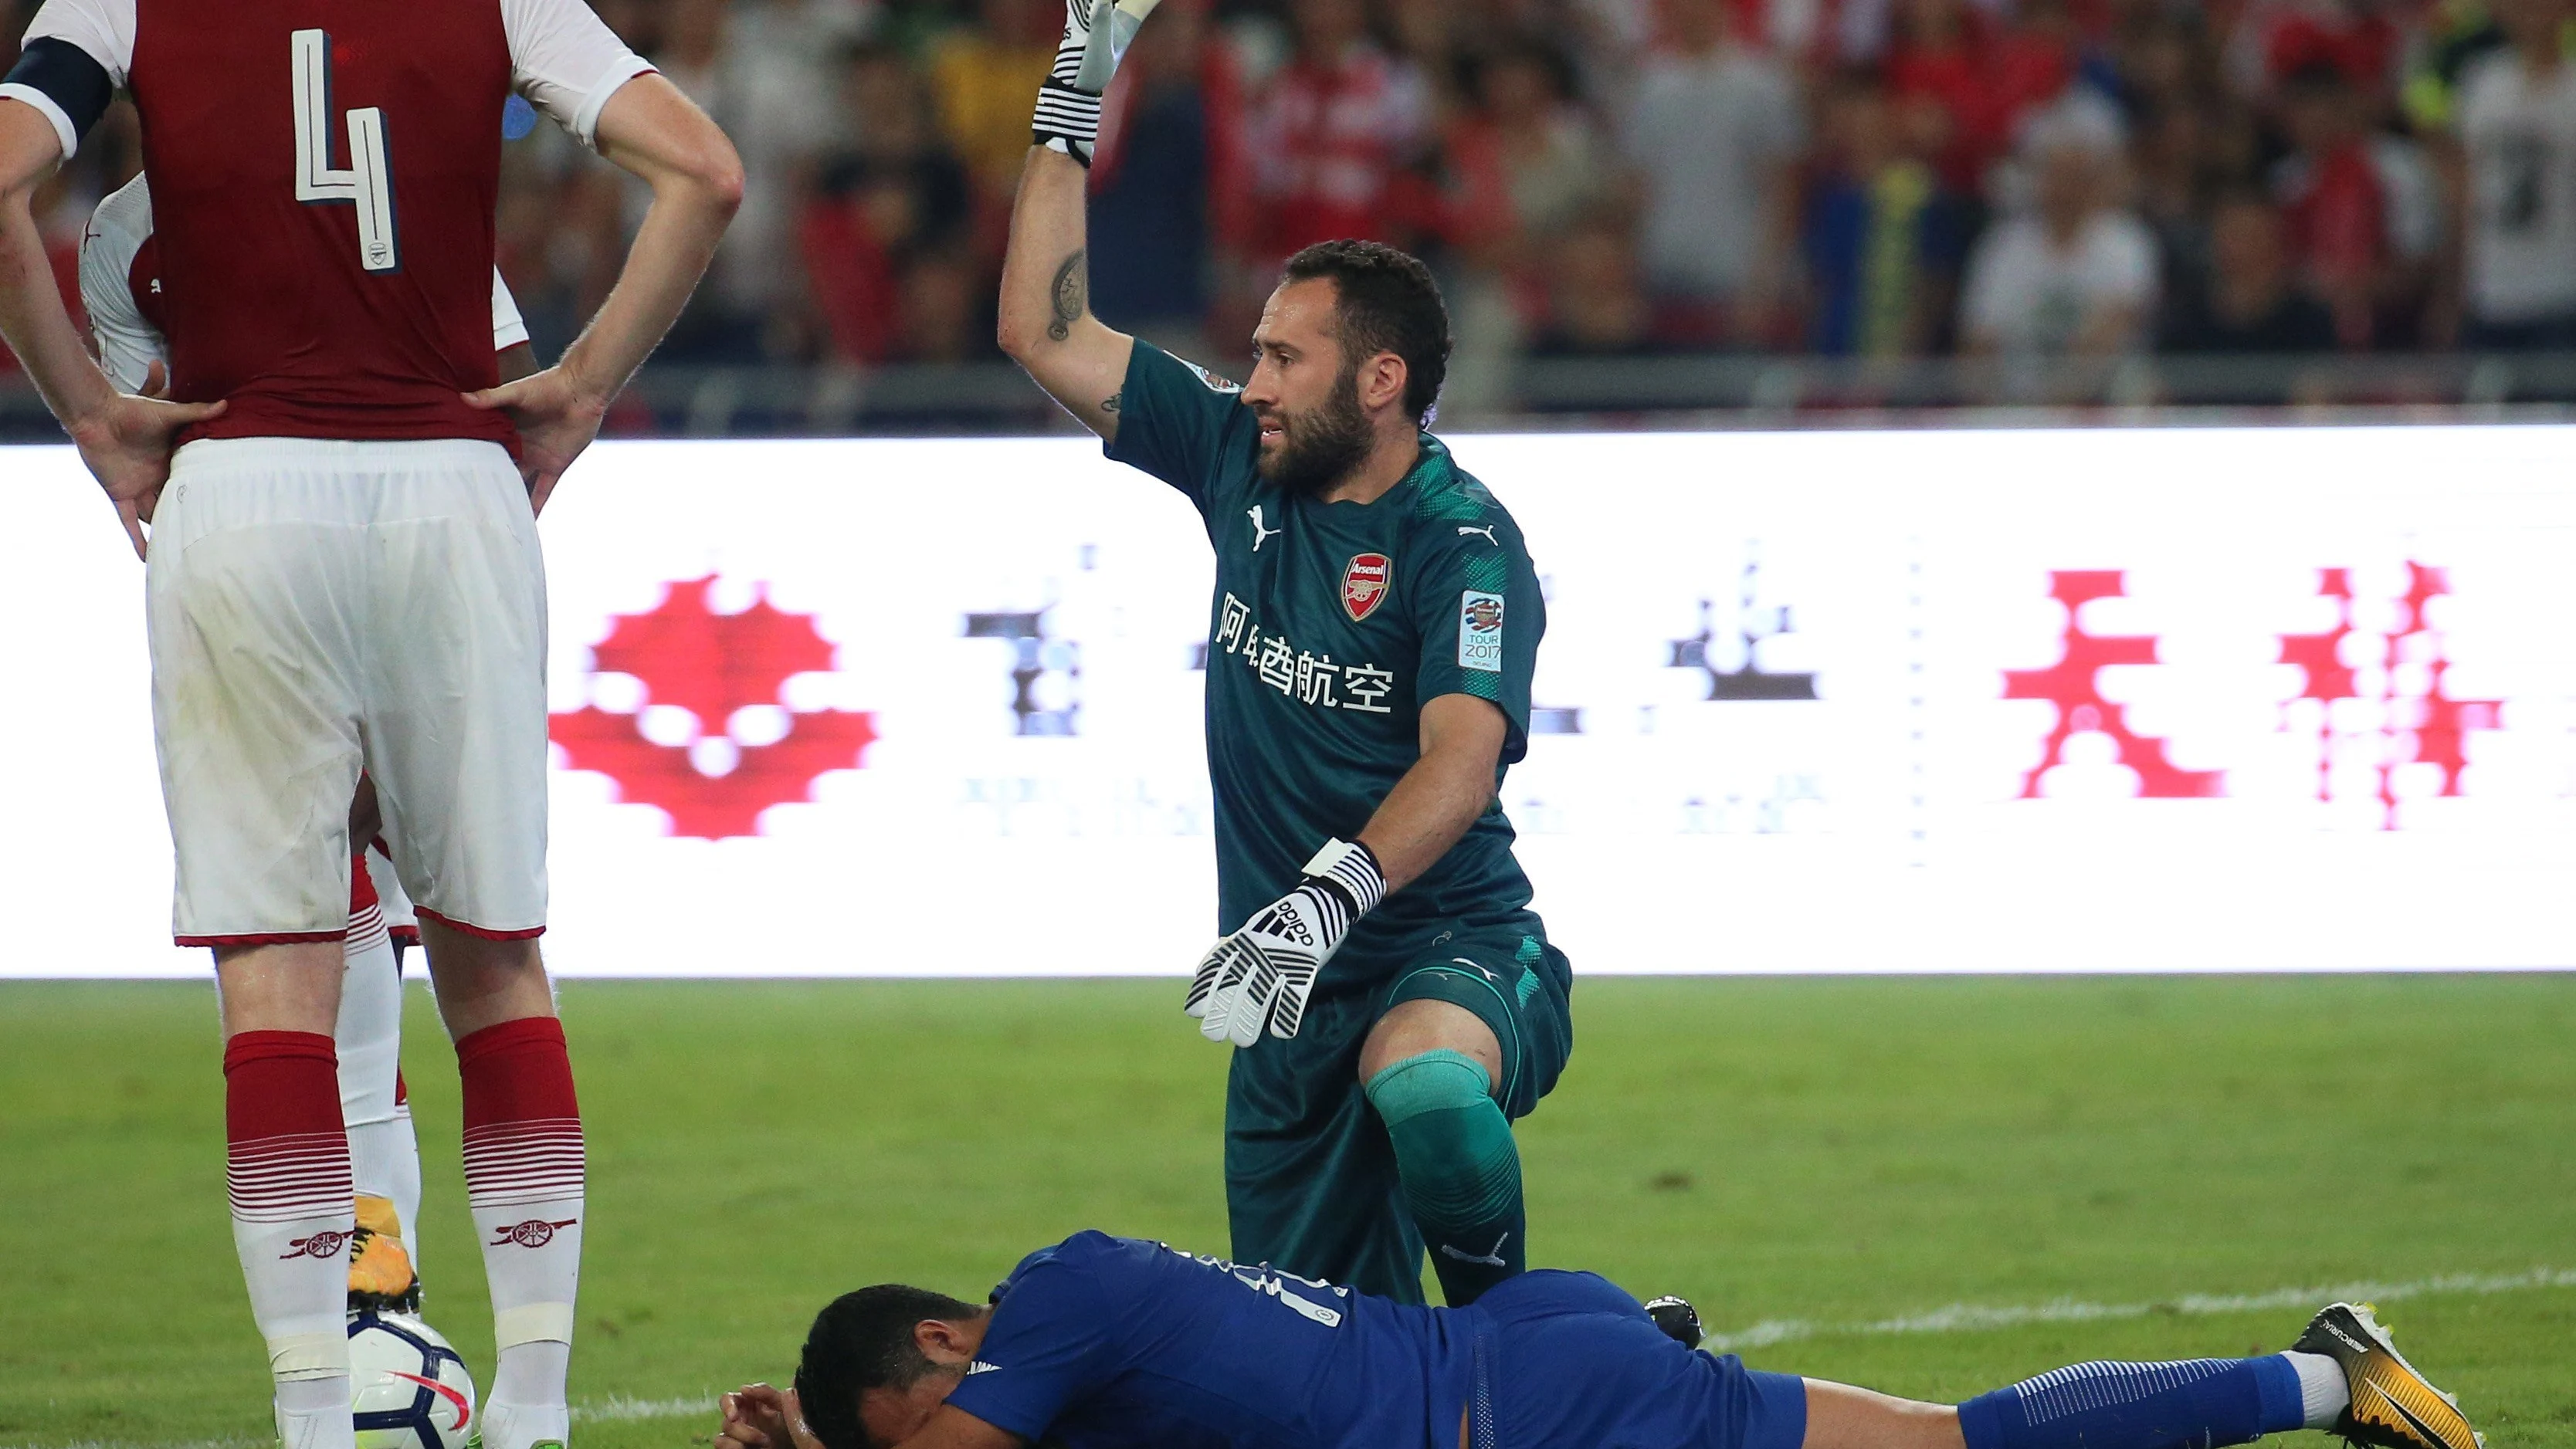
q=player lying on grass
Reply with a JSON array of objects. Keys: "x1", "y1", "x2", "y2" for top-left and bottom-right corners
[
  {"x1": 999, "y1": 0, "x2": 1572, "y2": 1309},
  {"x1": 712, "y1": 1231, "x2": 2480, "y2": 1449}
]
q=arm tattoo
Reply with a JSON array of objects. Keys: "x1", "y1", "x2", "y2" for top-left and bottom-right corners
[{"x1": 1049, "y1": 249, "x2": 1087, "y2": 341}]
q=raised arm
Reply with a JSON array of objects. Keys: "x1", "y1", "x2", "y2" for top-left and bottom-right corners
[
  {"x1": 995, "y1": 144, "x2": 1131, "y2": 440},
  {"x1": 998, "y1": 0, "x2": 1169, "y2": 438}
]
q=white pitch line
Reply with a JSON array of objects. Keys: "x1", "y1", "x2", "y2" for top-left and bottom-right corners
[
  {"x1": 573, "y1": 1393, "x2": 721, "y2": 1423},
  {"x1": 1703, "y1": 1265, "x2": 2576, "y2": 1353}
]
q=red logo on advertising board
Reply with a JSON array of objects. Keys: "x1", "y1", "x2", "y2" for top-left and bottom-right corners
[
  {"x1": 2005, "y1": 570, "x2": 2222, "y2": 800},
  {"x1": 549, "y1": 577, "x2": 878, "y2": 839},
  {"x1": 2275, "y1": 563, "x2": 2499, "y2": 828},
  {"x1": 1343, "y1": 554, "x2": 1391, "y2": 622},
  {"x1": 2005, "y1": 564, "x2": 2502, "y2": 828}
]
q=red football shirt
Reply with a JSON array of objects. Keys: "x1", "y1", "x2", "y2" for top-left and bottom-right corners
[{"x1": 17, "y1": 0, "x2": 652, "y2": 449}]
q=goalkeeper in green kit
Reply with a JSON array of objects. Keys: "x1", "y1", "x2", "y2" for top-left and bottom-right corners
[{"x1": 997, "y1": 0, "x2": 1574, "y2": 1309}]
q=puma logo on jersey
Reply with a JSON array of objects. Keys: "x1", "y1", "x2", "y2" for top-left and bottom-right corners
[
  {"x1": 966, "y1": 1361, "x2": 1001, "y2": 1375},
  {"x1": 1438, "y1": 1232, "x2": 1511, "y2": 1267},
  {"x1": 1248, "y1": 505, "x2": 1282, "y2": 551},
  {"x1": 1456, "y1": 524, "x2": 1498, "y2": 545}
]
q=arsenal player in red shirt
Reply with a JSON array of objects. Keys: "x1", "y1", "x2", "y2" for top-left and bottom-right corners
[{"x1": 0, "y1": 3, "x2": 741, "y2": 1447}]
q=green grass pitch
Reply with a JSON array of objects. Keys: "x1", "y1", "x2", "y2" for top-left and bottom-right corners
[{"x1": 3, "y1": 974, "x2": 2571, "y2": 1448}]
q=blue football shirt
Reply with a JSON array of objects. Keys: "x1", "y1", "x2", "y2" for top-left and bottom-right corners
[
  {"x1": 941, "y1": 1231, "x2": 1471, "y2": 1449},
  {"x1": 939, "y1": 1232, "x2": 1809, "y2": 1449}
]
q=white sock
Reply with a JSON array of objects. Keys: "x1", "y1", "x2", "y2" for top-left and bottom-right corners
[
  {"x1": 2286, "y1": 1350, "x2": 2351, "y2": 1429},
  {"x1": 337, "y1": 910, "x2": 406, "y2": 1197},
  {"x1": 275, "y1": 1373, "x2": 357, "y2": 1449},
  {"x1": 386, "y1": 1101, "x2": 423, "y2": 1270}
]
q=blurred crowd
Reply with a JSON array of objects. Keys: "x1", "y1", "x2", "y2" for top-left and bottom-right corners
[{"x1": 15, "y1": 0, "x2": 2576, "y2": 391}]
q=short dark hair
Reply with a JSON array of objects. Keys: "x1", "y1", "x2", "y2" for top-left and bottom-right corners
[
  {"x1": 793, "y1": 1285, "x2": 982, "y2": 1449},
  {"x1": 1280, "y1": 239, "x2": 1452, "y2": 425}
]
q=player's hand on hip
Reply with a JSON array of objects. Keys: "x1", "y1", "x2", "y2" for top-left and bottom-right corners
[
  {"x1": 1186, "y1": 839, "x2": 1387, "y2": 1046},
  {"x1": 68, "y1": 389, "x2": 229, "y2": 561},
  {"x1": 463, "y1": 364, "x2": 609, "y2": 517}
]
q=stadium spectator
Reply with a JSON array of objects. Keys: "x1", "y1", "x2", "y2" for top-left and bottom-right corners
[
  {"x1": 1883, "y1": 0, "x2": 2074, "y2": 192},
  {"x1": 1529, "y1": 210, "x2": 1663, "y2": 354},
  {"x1": 1240, "y1": 0, "x2": 1438, "y2": 261},
  {"x1": 2161, "y1": 191, "x2": 2340, "y2": 350},
  {"x1": 1087, "y1": 0, "x2": 1251, "y2": 345},
  {"x1": 1800, "y1": 72, "x2": 1971, "y2": 355},
  {"x1": 2271, "y1": 59, "x2": 2443, "y2": 347},
  {"x1": 1958, "y1": 104, "x2": 2158, "y2": 356},
  {"x1": 1622, "y1": 0, "x2": 1803, "y2": 345},
  {"x1": 2449, "y1": 0, "x2": 2576, "y2": 348},
  {"x1": 801, "y1": 42, "x2": 975, "y2": 364},
  {"x1": 22, "y1": 0, "x2": 2572, "y2": 408},
  {"x1": 928, "y1": 0, "x2": 1063, "y2": 210}
]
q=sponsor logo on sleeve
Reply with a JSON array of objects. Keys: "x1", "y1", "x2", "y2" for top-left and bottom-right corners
[
  {"x1": 1181, "y1": 359, "x2": 1242, "y2": 394},
  {"x1": 1459, "y1": 591, "x2": 1504, "y2": 672},
  {"x1": 1342, "y1": 554, "x2": 1391, "y2": 622}
]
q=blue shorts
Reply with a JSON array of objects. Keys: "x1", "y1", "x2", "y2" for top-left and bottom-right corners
[{"x1": 1469, "y1": 1271, "x2": 1807, "y2": 1449}]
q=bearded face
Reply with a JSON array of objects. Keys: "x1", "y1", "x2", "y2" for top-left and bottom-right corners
[{"x1": 1252, "y1": 359, "x2": 1374, "y2": 499}]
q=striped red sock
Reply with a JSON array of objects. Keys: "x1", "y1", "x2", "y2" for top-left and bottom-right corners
[
  {"x1": 458, "y1": 1016, "x2": 584, "y2": 1439},
  {"x1": 225, "y1": 1030, "x2": 356, "y2": 1449}
]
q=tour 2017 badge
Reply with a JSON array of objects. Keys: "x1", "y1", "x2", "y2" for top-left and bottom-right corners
[
  {"x1": 1459, "y1": 591, "x2": 1504, "y2": 672},
  {"x1": 1344, "y1": 554, "x2": 1391, "y2": 622}
]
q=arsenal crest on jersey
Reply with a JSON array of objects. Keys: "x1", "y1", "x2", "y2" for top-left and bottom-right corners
[{"x1": 1343, "y1": 554, "x2": 1391, "y2": 622}]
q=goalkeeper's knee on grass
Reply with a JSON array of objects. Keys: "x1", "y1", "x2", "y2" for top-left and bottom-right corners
[{"x1": 1364, "y1": 1048, "x2": 1524, "y2": 1306}]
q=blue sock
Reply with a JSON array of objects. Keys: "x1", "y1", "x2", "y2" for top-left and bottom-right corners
[{"x1": 1958, "y1": 1353, "x2": 2308, "y2": 1449}]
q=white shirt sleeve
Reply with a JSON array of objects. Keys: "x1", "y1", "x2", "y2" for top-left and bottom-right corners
[
  {"x1": 490, "y1": 266, "x2": 530, "y2": 351},
  {"x1": 4, "y1": 0, "x2": 135, "y2": 158},
  {"x1": 15, "y1": 0, "x2": 135, "y2": 85},
  {"x1": 499, "y1": 0, "x2": 658, "y2": 151},
  {"x1": 79, "y1": 174, "x2": 164, "y2": 393}
]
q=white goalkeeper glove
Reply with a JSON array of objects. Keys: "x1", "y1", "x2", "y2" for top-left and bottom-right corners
[
  {"x1": 1186, "y1": 838, "x2": 1388, "y2": 1046},
  {"x1": 1032, "y1": 0, "x2": 1163, "y2": 166}
]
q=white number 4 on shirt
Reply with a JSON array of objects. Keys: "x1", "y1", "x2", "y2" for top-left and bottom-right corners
[{"x1": 291, "y1": 29, "x2": 399, "y2": 273}]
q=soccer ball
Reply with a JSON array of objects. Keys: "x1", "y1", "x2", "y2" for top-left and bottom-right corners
[{"x1": 348, "y1": 1310, "x2": 477, "y2": 1449}]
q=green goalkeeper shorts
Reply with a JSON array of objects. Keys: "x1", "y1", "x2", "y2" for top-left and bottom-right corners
[{"x1": 1220, "y1": 916, "x2": 1573, "y2": 1305}]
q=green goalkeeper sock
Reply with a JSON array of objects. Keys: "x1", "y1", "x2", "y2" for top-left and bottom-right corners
[{"x1": 1364, "y1": 1048, "x2": 1524, "y2": 1306}]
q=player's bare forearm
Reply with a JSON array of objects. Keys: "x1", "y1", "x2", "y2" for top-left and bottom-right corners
[
  {"x1": 996, "y1": 144, "x2": 1130, "y2": 439},
  {"x1": 0, "y1": 102, "x2": 114, "y2": 427},
  {"x1": 1357, "y1": 693, "x2": 1510, "y2": 894},
  {"x1": 564, "y1": 76, "x2": 741, "y2": 405}
]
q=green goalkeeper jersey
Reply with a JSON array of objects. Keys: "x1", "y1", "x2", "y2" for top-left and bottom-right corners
[{"x1": 1106, "y1": 340, "x2": 1547, "y2": 974}]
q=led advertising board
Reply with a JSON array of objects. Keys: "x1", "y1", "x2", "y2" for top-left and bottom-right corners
[{"x1": 6, "y1": 428, "x2": 2572, "y2": 977}]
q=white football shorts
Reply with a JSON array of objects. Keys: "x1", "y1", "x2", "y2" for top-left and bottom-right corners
[{"x1": 147, "y1": 437, "x2": 548, "y2": 946}]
